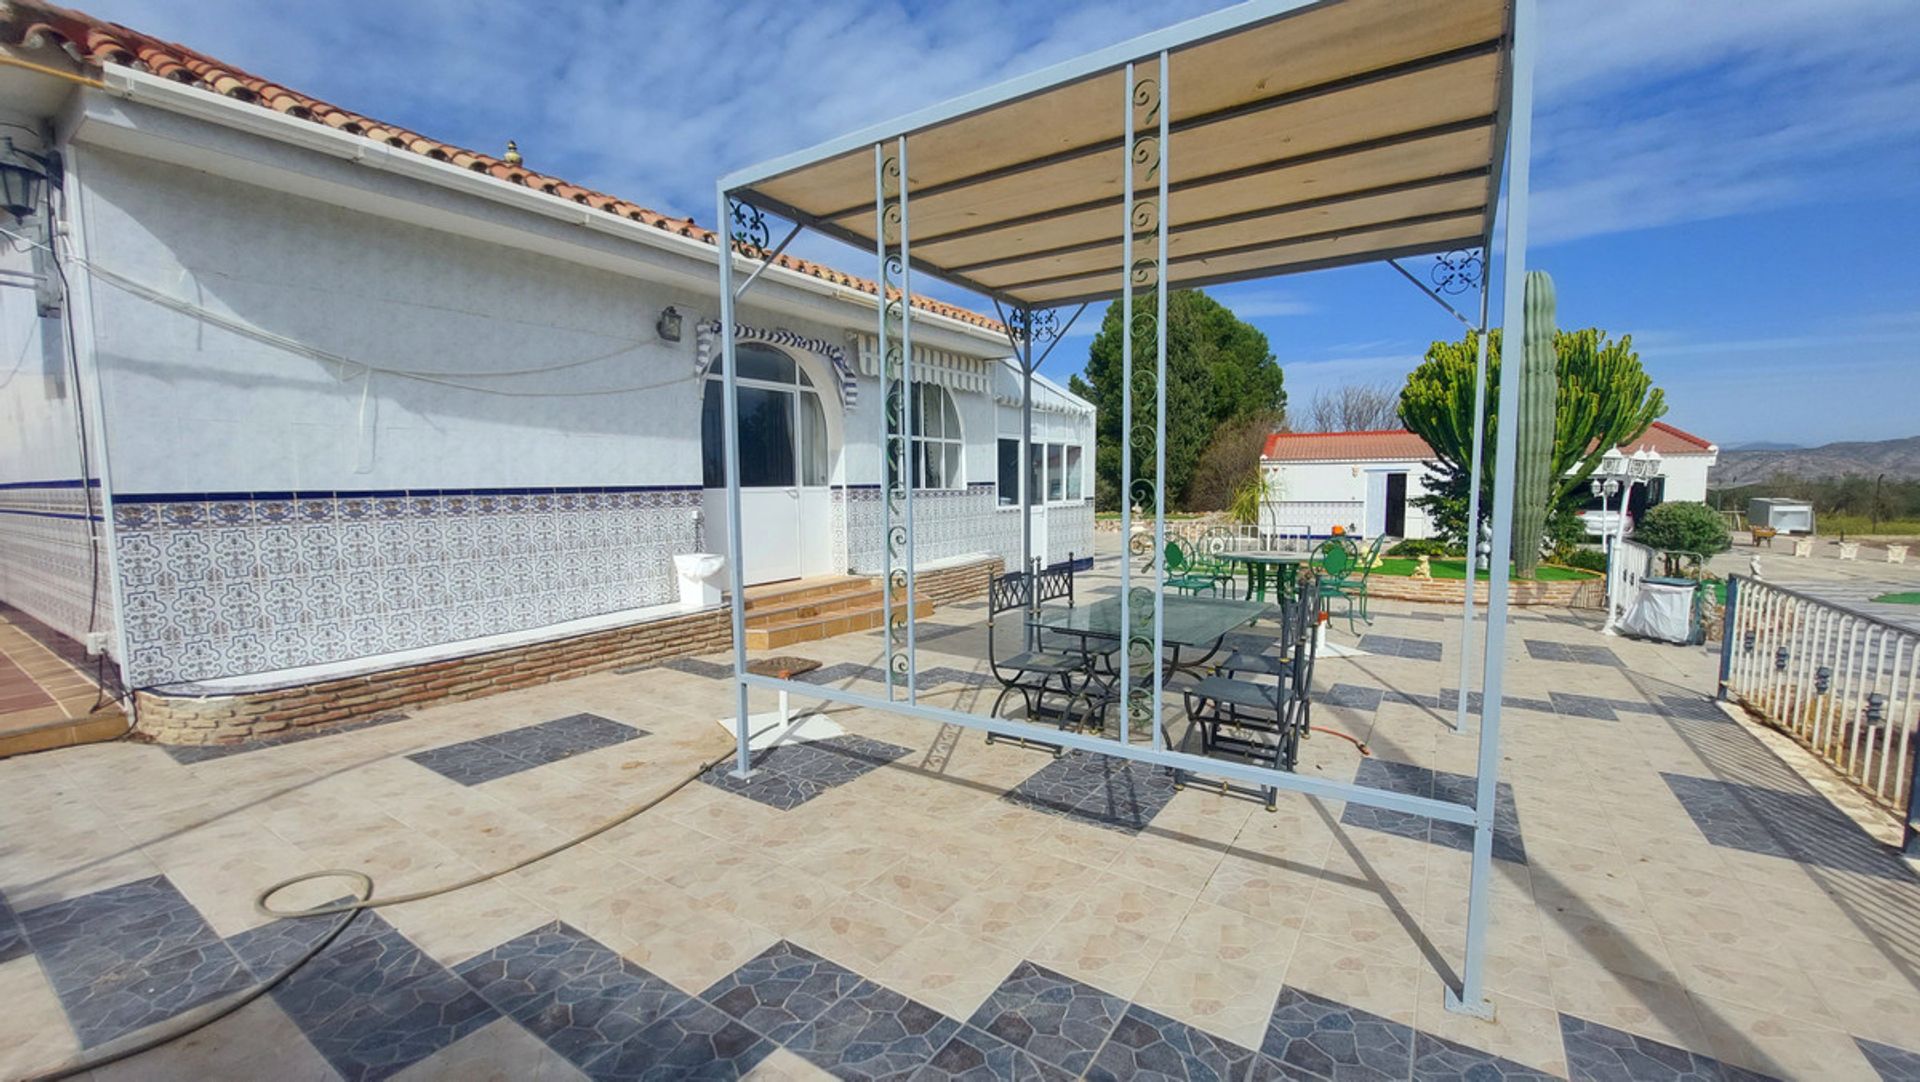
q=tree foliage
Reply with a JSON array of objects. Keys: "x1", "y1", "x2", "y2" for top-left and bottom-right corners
[
  {"x1": 1399, "y1": 326, "x2": 1665, "y2": 546},
  {"x1": 1634, "y1": 501, "x2": 1732, "y2": 556},
  {"x1": 1078, "y1": 291, "x2": 1285, "y2": 510},
  {"x1": 1187, "y1": 409, "x2": 1283, "y2": 512}
]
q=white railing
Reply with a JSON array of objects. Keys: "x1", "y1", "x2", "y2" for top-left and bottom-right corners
[
  {"x1": 1722, "y1": 576, "x2": 1920, "y2": 818},
  {"x1": 1162, "y1": 521, "x2": 1314, "y2": 553}
]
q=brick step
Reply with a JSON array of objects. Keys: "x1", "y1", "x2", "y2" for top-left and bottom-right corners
[
  {"x1": 744, "y1": 597, "x2": 935, "y2": 650},
  {"x1": 744, "y1": 586, "x2": 917, "y2": 629},
  {"x1": 742, "y1": 575, "x2": 870, "y2": 610},
  {"x1": 0, "y1": 709, "x2": 125, "y2": 759}
]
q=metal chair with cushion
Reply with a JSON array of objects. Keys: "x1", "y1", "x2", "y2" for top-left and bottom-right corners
[
  {"x1": 1320, "y1": 535, "x2": 1381, "y2": 633},
  {"x1": 1163, "y1": 538, "x2": 1225, "y2": 596}
]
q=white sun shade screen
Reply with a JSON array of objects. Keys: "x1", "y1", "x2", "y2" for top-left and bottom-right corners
[{"x1": 729, "y1": 0, "x2": 1514, "y2": 308}]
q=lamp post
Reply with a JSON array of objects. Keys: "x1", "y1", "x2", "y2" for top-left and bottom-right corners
[{"x1": 1601, "y1": 446, "x2": 1662, "y2": 634}]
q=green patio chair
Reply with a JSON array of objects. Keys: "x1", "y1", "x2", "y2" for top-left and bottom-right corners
[
  {"x1": 1318, "y1": 536, "x2": 1380, "y2": 633},
  {"x1": 1162, "y1": 538, "x2": 1221, "y2": 596}
]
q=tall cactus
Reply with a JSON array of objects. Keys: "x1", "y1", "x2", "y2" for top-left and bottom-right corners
[{"x1": 1511, "y1": 271, "x2": 1557, "y2": 579}]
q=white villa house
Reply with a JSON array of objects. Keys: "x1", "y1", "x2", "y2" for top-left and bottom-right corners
[
  {"x1": 0, "y1": 4, "x2": 1092, "y2": 714},
  {"x1": 1260, "y1": 422, "x2": 1718, "y2": 540}
]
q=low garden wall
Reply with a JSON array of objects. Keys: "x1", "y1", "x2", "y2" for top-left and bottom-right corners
[
  {"x1": 1367, "y1": 574, "x2": 1605, "y2": 608},
  {"x1": 135, "y1": 557, "x2": 999, "y2": 745}
]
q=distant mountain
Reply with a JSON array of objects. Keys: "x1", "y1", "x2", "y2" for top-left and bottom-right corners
[
  {"x1": 1714, "y1": 435, "x2": 1920, "y2": 487},
  {"x1": 1726, "y1": 440, "x2": 1802, "y2": 452}
]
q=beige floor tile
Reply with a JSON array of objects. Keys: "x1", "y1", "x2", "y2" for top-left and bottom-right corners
[
  {"x1": 1298, "y1": 884, "x2": 1425, "y2": 963},
  {"x1": 1691, "y1": 993, "x2": 1884, "y2": 1082},
  {"x1": 623, "y1": 904, "x2": 780, "y2": 994},
  {"x1": 1168, "y1": 899, "x2": 1299, "y2": 973},
  {"x1": 768, "y1": 832, "x2": 911, "y2": 891},
  {"x1": 389, "y1": 1016, "x2": 586, "y2": 1081},
  {"x1": 1027, "y1": 912, "x2": 1165, "y2": 1001},
  {"x1": 1278, "y1": 932, "x2": 1422, "y2": 1026},
  {"x1": 0, "y1": 956, "x2": 82, "y2": 1081},
  {"x1": 86, "y1": 996, "x2": 336, "y2": 1081},
  {"x1": 934, "y1": 874, "x2": 1076, "y2": 955},
  {"x1": 564, "y1": 873, "x2": 703, "y2": 955},
  {"x1": 1529, "y1": 867, "x2": 1655, "y2": 931},
  {"x1": 1414, "y1": 971, "x2": 1569, "y2": 1076},
  {"x1": 857, "y1": 856, "x2": 971, "y2": 921},
  {"x1": 378, "y1": 877, "x2": 556, "y2": 968},
  {"x1": 1807, "y1": 968, "x2": 1920, "y2": 1048},
  {"x1": 1546, "y1": 952, "x2": 1710, "y2": 1053},
  {"x1": 723, "y1": 862, "x2": 851, "y2": 940},
  {"x1": 792, "y1": 893, "x2": 931, "y2": 972},
  {"x1": 1538, "y1": 912, "x2": 1678, "y2": 984},
  {"x1": 1661, "y1": 936, "x2": 1835, "y2": 1022},
  {"x1": 1057, "y1": 871, "x2": 1194, "y2": 943},
  {"x1": 869, "y1": 921, "x2": 1025, "y2": 1022},
  {"x1": 1781, "y1": 926, "x2": 1920, "y2": 992},
  {"x1": 1197, "y1": 851, "x2": 1319, "y2": 930},
  {"x1": 1108, "y1": 832, "x2": 1227, "y2": 896},
  {"x1": 1132, "y1": 947, "x2": 1286, "y2": 1051}
]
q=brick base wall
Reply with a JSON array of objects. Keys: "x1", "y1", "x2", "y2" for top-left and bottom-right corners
[
  {"x1": 1366, "y1": 575, "x2": 1605, "y2": 608},
  {"x1": 135, "y1": 557, "x2": 1000, "y2": 746}
]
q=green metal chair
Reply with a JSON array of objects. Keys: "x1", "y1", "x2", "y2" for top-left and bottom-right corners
[
  {"x1": 1162, "y1": 538, "x2": 1222, "y2": 596},
  {"x1": 1317, "y1": 536, "x2": 1379, "y2": 633}
]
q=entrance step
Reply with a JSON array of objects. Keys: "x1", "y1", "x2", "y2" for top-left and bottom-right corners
[{"x1": 740, "y1": 575, "x2": 935, "y2": 649}]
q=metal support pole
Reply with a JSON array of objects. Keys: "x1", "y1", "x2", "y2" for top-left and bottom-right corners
[
  {"x1": 1450, "y1": 0, "x2": 1533, "y2": 1020},
  {"x1": 1021, "y1": 307, "x2": 1035, "y2": 581},
  {"x1": 716, "y1": 188, "x2": 753, "y2": 779},
  {"x1": 874, "y1": 145, "x2": 898, "y2": 702},
  {"x1": 1453, "y1": 283, "x2": 1492, "y2": 736},
  {"x1": 1717, "y1": 575, "x2": 1739, "y2": 701},
  {"x1": 1118, "y1": 60, "x2": 1136, "y2": 749},
  {"x1": 898, "y1": 135, "x2": 920, "y2": 703},
  {"x1": 1151, "y1": 49, "x2": 1170, "y2": 752}
]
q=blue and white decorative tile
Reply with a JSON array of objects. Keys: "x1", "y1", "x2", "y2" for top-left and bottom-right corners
[
  {"x1": 1085, "y1": 1003, "x2": 1255, "y2": 1082},
  {"x1": 700, "y1": 940, "x2": 864, "y2": 1043},
  {"x1": 1411, "y1": 1031, "x2": 1560, "y2": 1081},
  {"x1": 454, "y1": 921, "x2": 686, "y2": 1066},
  {"x1": 1857, "y1": 1036, "x2": 1920, "y2": 1082},
  {"x1": 1258, "y1": 987, "x2": 1414, "y2": 1080},
  {"x1": 581, "y1": 997, "x2": 770, "y2": 1081},
  {"x1": 965, "y1": 961, "x2": 1128, "y2": 1076},
  {"x1": 784, "y1": 979, "x2": 961, "y2": 1079},
  {"x1": 1559, "y1": 1014, "x2": 1733, "y2": 1082}
]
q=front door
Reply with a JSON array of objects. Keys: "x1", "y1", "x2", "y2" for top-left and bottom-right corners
[
  {"x1": 701, "y1": 345, "x2": 832, "y2": 585},
  {"x1": 1385, "y1": 472, "x2": 1408, "y2": 536}
]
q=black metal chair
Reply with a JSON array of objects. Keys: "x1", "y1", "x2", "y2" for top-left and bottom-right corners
[
  {"x1": 1178, "y1": 575, "x2": 1320, "y2": 809},
  {"x1": 985, "y1": 562, "x2": 1091, "y2": 745}
]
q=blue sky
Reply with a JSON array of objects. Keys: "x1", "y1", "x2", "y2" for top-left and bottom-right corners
[{"x1": 85, "y1": 0, "x2": 1920, "y2": 448}]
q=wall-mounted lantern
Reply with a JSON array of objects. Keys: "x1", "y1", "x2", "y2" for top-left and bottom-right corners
[{"x1": 656, "y1": 305, "x2": 684, "y2": 343}]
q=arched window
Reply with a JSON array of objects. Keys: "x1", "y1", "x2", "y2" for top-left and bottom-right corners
[
  {"x1": 909, "y1": 383, "x2": 963, "y2": 489},
  {"x1": 700, "y1": 344, "x2": 829, "y2": 488}
]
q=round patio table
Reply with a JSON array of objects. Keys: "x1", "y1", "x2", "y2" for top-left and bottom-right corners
[{"x1": 1222, "y1": 551, "x2": 1314, "y2": 602}]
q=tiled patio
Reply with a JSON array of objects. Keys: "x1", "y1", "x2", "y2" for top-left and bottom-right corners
[{"x1": 1, "y1": 546, "x2": 1917, "y2": 1081}]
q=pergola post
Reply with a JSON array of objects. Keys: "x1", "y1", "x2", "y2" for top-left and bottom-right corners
[
  {"x1": 716, "y1": 186, "x2": 753, "y2": 780},
  {"x1": 1450, "y1": 0, "x2": 1534, "y2": 1019},
  {"x1": 1454, "y1": 285, "x2": 1493, "y2": 736},
  {"x1": 1021, "y1": 308, "x2": 1035, "y2": 584}
]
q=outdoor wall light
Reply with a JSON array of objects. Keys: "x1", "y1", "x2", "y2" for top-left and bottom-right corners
[
  {"x1": 1865, "y1": 692, "x2": 1886, "y2": 728},
  {"x1": 1743, "y1": 630, "x2": 1755, "y2": 654},
  {"x1": 1774, "y1": 646, "x2": 1789, "y2": 672},
  {"x1": 0, "y1": 137, "x2": 58, "y2": 222},
  {"x1": 656, "y1": 305, "x2": 683, "y2": 343},
  {"x1": 1815, "y1": 665, "x2": 1832, "y2": 694}
]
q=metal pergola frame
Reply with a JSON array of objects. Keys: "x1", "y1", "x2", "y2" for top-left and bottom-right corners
[{"x1": 711, "y1": 0, "x2": 1536, "y2": 1017}]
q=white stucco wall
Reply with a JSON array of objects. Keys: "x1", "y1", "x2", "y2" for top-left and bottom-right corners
[
  {"x1": 1262, "y1": 458, "x2": 1435, "y2": 539},
  {"x1": 1656, "y1": 455, "x2": 1715, "y2": 504}
]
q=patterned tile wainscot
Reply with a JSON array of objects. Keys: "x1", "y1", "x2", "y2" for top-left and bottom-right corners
[{"x1": 111, "y1": 485, "x2": 703, "y2": 685}]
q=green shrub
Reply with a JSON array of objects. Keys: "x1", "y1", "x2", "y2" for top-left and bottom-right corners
[
  {"x1": 1635, "y1": 501, "x2": 1732, "y2": 557},
  {"x1": 1557, "y1": 546, "x2": 1610, "y2": 573},
  {"x1": 1387, "y1": 538, "x2": 1456, "y2": 557}
]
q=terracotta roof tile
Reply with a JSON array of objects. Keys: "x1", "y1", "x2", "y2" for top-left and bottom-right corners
[
  {"x1": 0, "y1": 0, "x2": 1004, "y2": 333},
  {"x1": 1263, "y1": 430, "x2": 1435, "y2": 462}
]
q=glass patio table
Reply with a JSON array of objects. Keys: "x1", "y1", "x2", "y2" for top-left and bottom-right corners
[
  {"x1": 1032, "y1": 592, "x2": 1267, "y2": 676},
  {"x1": 1221, "y1": 550, "x2": 1314, "y2": 602}
]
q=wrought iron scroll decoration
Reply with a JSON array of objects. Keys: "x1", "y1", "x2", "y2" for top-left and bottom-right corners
[
  {"x1": 1429, "y1": 248, "x2": 1484, "y2": 296},
  {"x1": 1126, "y1": 70, "x2": 1166, "y2": 740},
  {"x1": 729, "y1": 200, "x2": 770, "y2": 251},
  {"x1": 1010, "y1": 307, "x2": 1061, "y2": 347},
  {"x1": 878, "y1": 152, "x2": 911, "y2": 687}
]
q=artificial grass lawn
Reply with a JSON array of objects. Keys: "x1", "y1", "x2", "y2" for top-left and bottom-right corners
[
  {"x1": 1373, "y1": 557, "x2": 1600, "y2": 582},
  {"x1": 1873, "y1": 592, "x2": 1920, "y2": 606}
]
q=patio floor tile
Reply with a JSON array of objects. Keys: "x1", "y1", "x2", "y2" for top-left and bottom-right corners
[
  {"x1": 1412, "y1": 1030, "x2": 1561, "y2": 1081},
  {"x1": 699, "y1": 940, "x2": 864, "y2": 1043},
  {"x1": 1855, "y1": 1037, "x2": 1920, "y2": 1082},
  {"x1": 1558, "y1": 1013, "x2": 1745, "y2": 1082},
  {"x1": 920, "y1": 1024, "x2": 1075, "y2": 1081},
  {"x1": 1258, "y1": 985, "x2": 1415, "y2": 1080},
  {"x1": 581, "y1": 997, "x2": 770, "y2": 1081},
  {"x1": 964, "y1": 960, "x2": 1129, "y2": 1076},
  {"x1": 454, "y1": 920, "x2": 687, "y2": 1065},
  {"x1": 1549, "y1": 693, "x2": 1620, "y2": 721},
  {"x1": 1662, "y1": 773, "x2": 1916, "y2": 881},
  {"x1": 1085, "y1": 1002, "x2": 1255, "y2": 1082},
  {"x1": 699, "y1": 735, "x2": 912, "y2": 810},
  {"x1": 783, "y1": 978, "x2": 961, "y2": 1080},
  {"x1": 1358, "y1": 634, "x2": 1445, "y2": 661},
  {"x1": 1342, "y1": 758, "x2": 1526, "y2": 864},
  {"x1": 407, "y1": 713, "x2": 648, "y2": 786}
]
